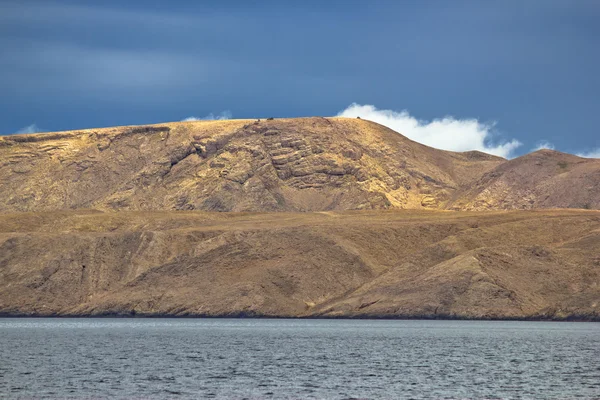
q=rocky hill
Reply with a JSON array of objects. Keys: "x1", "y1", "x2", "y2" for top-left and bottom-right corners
[
  {"x1": 0, "y1": 209, "x2": 598, "y2": 320},
  {"x1": 0, "y1": 117, "x2": 507, "y2": 212},
  {"x1": 1, "y1": 117, "x2": 599, "y2": 319},
  {"x1": 449, "y1": 149, "x2": 600, "y2": 211},
  {"x1": 1, "y1": 117, "x2": 597, "y2": 212}
]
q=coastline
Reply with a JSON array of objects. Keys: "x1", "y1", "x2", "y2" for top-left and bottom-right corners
[{"x1": 1, "y1": 312, "x2": 598, "y2": 322}]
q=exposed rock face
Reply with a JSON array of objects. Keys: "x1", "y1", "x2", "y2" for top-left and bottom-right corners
[
  {"x1": 0, "y1": 209, "x2": 598, "y2": 320},
  {"x1": 1, "y1": 118, "x2": 598, "y2": 213},
  {"x1": 0, "y1": 117, "x2": 508, "y2": 212}
]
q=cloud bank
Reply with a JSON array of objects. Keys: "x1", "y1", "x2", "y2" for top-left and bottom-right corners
[
  {"x1": 182, "y1": 111, "x2": 232, "y2": 122},
  {"x1": 337, "y1": 103, "x2": 521, "y2": 158}
]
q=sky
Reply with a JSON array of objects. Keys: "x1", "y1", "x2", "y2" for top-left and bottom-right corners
[{"x1": 1, "y1": 0, "x2": 599, "y2": 158}]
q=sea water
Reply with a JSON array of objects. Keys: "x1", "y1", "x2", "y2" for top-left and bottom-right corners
[{"x1": 1, "y1": 318, "x2": 599, "y2": 399}]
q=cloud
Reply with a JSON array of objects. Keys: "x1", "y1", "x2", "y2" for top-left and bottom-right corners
[
  {"x1": 182, "y1": 111, "x2": 232, "y2": 121},
  {"x1": 576, "y1": 149, "x2": 600, "y2": 159},
  {"x1": 532, "y1": 141, "x2": 555, "y2": 151},
  {"x1": 15, "y1": 124, "x2": 42, "y2": 134},
  {"x1": 337, "y1": 103, "x2": 521, "y2": 158}
]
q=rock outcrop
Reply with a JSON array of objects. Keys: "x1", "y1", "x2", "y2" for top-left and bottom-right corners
[{"x1": 0, "y1": 117, "x2": 508, "y2": 212}]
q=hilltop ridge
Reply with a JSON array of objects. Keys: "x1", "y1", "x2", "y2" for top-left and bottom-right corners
[{"x1": 1, "y1": 117, "x2": 598, "y2": 212}]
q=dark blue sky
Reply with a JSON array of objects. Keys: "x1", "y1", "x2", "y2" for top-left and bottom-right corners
[{"x1": 1, "y1": 0, "x2": 598, "y2": 156}]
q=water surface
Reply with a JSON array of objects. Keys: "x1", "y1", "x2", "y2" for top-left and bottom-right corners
[{"x1": 1, "y1": 318, "x2": 599, "y2": 399}]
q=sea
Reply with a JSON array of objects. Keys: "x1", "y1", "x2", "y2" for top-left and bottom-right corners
[{"x1": 1, "y1": 318, "x2": 599, "y2": 399}]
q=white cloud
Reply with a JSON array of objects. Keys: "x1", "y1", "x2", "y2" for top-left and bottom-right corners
[
  {"x1": 576, "y1": 149, "x2": 600, "y2": 159},
  {"x1": 182, "y1": 111, "x2": 232, "y2": 121},
  {"x1": 337, "y1": 103, "x2": 521, "y2": 158},
  {"x1": 532, "y1": 141, "x2": 555, "y2": 151},
  {"x1": 15, "y1": 124, "x2": 42, "y2": 134}
]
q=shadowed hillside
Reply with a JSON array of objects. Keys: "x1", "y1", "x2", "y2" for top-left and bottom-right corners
[{"x1": 0, "y1": 209, "x2": 598, "y2": 320}]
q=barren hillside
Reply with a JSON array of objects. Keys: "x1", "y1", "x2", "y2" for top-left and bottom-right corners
[
  {"x1": 1, "y1": 117, "x2": 599, "y2": 320},
  {"x1": 1, "y1": 118, "x2": 598, "y2": 212},
  {"x1": 0, "y1": 209, "x2": 598, "y2": 320},
  {"x1": 449, "y1": 149, "x2": 600, "y2": 210},
  {"x1": 0, "y1": 118, "x2": 507, "y2": 212}
]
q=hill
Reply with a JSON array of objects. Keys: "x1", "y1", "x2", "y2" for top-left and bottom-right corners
[
  {"x1": 1, "y1": 117, "x2": 599, "y2": 320},
  {"x1": 449, "y1": 149, "x2": 600, "y2": 210},
  {"x1": 0, "y1": 209, "x2": 598, "y2": 320},
  {"x1": 1, "y1": 118, "x2": 598, "y2": 212},
  {"x1": 0, "y1": 117, "x2": 507, "y2": 212}
]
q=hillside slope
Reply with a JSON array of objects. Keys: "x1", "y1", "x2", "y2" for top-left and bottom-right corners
[
  {"x1": 1, "y1": 118, "x2": 599, "y2": 320},
  {"x1": 449, "y1": 149, "x2": 600, "y2": 210},
  {"x1": 0, "y1": 118, "x2": 505, "y2": 212},
  {"x1": 0, "y1": 209, "x2": 598, "y2": 320},
  {"x1": 2, "y1": 118, "x2": 598, "y2": 212}
]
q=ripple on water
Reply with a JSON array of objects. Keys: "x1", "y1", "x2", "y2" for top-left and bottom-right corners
[{"x1": 0, "y1": 319, "x2": 599, "y2": 399}]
